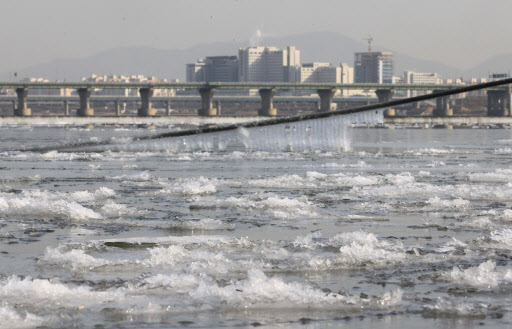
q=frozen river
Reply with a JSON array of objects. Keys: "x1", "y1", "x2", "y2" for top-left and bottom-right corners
[{"x1": 1, "y1": 121, "x2": 512, "y2": 328}]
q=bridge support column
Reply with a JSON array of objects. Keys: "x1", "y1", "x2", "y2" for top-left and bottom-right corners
[
  {"x1": 77, "y1": 88, "x2": 94, "y2": 116},
  {"x1": 317, "y1": 89, "x2": 336, "y2": 112},
  {"x1": 215, "y1": 100, "x2": 221, "y2": 116},
  {"x1": 63, "y1": 100, "x2": 69, "y2": 116},
  {"x1": 259, "y1": 88, "x2": 276, "y2": 116},
  {"x1": 11, "y1": 100, "x2": 15, "y2": 113},
  {"x1": 15, "y1": 88, "x2": 31, "y2": 116},
  {"x1": 166, "y1": 101, "x2": 171, "y2": 116},
  {"x1": 487, "y1": 89, "x2": 511, "y2": 116},
  {"x1": 138, "y1": 88, "x2": 155, "y2": 116},
  {"x1": 433, "y1": 90, "x2": 452, "y2": 116},
  {"x1": 198, "y1": 88, "x2": 216, "y2": 116},
  {"x1": 114, "y1": 100, "x2": 121, "y2": 116},
  {"x1": 375, "y1": 89, "x2": 395, "y2": 117}
]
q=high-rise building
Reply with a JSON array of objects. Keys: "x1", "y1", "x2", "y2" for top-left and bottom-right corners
[
  {"x1": 284, "y1": 46, "x2": 300, "y2": 82},
  {"x1": 186, "y1": 61, "x2": 206, "y2": 82},
  {"x1": 339, "y1": 63, "x2": 354, "y2": 84},
  {"x1": 238, "y1": 46, "x2": 300, "y2": 82},
  {"x1": 186, "y1": 56, "x2": 239, "y2": 83},
  {"x1": 203, "y1": 56, "x2": 238, "y2": 82},
  {"x1": 339, "y1": 63, "x2": 355, "y2": 96},
  {"x1": 354, "y1": 52, "x2": 393, "y2": 84}
]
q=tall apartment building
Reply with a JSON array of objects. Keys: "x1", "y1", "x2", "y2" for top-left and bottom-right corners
[
  {"x1": 238, "y1": 46, "x2": 300, "y2": 82},
  {"x1": 340, "y1": 63, "x2": 354, "y2": 84},
  {"x1": 340, "y1": 63, "x2": 355, "y2": 96},
  {"x1": 186, "y1": 56, "x2": 238, "y2": 82},
  {"x1": 354, "y1": 52, "x2": 393, "y2": 84}
]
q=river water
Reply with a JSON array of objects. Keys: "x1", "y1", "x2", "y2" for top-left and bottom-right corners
[{"x1": 1, "y1": 120, "x2": 512, "y2": 328}]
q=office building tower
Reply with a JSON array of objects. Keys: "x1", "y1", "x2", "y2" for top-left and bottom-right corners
[
  {"x1": 186, "y1": 61, "x2": 206, "y2": 82},
  {"x1": 354, "y1": 52, "x2": 393, "y2": 83},
  {"x1": 203, "y1": 56, "x2": 238, "y2": 82},
  {"x1": 186, "y1": 56, "x2": 238, "y2": 82}
]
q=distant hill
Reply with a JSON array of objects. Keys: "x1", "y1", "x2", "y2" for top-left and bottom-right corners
[
  {"x1": 1, "y1": 31, "x2": 501, "y2": 81},
  {"x1": 464, "y1": 53, "x2": 512, "y2": 78}
]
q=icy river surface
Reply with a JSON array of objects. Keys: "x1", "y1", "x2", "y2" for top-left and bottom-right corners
[{"x1": 2, "y1": 124, "x2": 512, "y2": 328}]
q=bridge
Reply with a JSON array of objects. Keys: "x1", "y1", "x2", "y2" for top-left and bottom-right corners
[
  {"x1": 0, "y1": 82, "x2": 509, "y2": 117},
  {"x1": 0, "y1": 95, "x2": 380, "y2": 117}
]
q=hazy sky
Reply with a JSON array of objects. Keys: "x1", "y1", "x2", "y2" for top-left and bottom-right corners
[{"x1": 0, "y1": 0, "x2": 509, "y2": 72}]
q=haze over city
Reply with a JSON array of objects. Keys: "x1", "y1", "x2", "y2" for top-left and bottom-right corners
[{"x1": 1, "y1": 0, "x2": 511, "y2": 80}]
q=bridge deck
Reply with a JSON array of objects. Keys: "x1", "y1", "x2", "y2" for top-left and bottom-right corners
[
  {"x1": 0, "y1": 82, "x2": 501, "y2": 91},
  {"x1": 0, "y1": 95, "x2": 382, "y2": 102}
]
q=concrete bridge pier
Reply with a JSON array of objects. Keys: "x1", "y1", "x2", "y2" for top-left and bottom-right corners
[
  {"x1": 138, "y1": 88, "x2": 155, "y2": 116},
  {"x1": 259, "y1": 88, "x2": 276, "y2": 116},
  {"x1": 115, "y1": 100, "x2": 121, "y2": 116},
  {"x1": 432, "y1": 90, "x2": 452, "y2": 116},
  {"x1": 198, "y1": 88, "x2": 216, "y2": 116},
  {"x1": 215, "y1": 100, "x2": 221, "y2": 116},
  {"x1": 487, "y1": 90, "x2": 511, "y2": 116},
  {"x1": 11, "y1": 100, "x2": 15, "y2": 113},
  {"x1": 317, "y1": 89, "x2": 336, "y2": 112},
  {"x1": 77, "y1": 88, "x2": 94, "y2": 116},
  {"x1": 375, "y1": 89, "x2": 395, "y2": 117},
  {"x1": 166, "y1": 101, "x2": 171, "y2": 116},
  {"x1": 63, "y1": 100, "x2": 69, "y2": 116},
  {"x1": 15, "y1": 88, "x2": 31, "y2": 116}
]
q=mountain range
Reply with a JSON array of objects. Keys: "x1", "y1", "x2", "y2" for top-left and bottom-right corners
[{"x1": 4, "y1": 31, "x2": 511, "y2": 81}]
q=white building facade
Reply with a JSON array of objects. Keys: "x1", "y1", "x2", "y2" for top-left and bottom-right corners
[
  {"x1": 403, "y1": 71, "x2": 443, "y2": 97},
  {"x1": 80, "y1": 74, "x2": 173, "y2": 97},
  {"x1": 290, "y1": 62, "x2": 357, "y2": 96},
  {"x1": 295, "y1": 63, "x2": 340, "y2": 83},
  {"x1": 238, "y1": 46, "x2": 300, "y2": 82},
  {"x1": 403, "y1": 71, "x2": 443, "y2": 85}
]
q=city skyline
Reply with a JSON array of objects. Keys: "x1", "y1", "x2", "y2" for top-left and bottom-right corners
[
  {"x1": 0, "y1": 0, "x2": 511, "y2": 77},
  {"x1": 6, "y1": 31, "x2": 506, "y2": 84}
]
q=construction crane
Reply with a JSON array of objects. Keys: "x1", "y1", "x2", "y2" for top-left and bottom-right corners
[{"x1": 363, "y1": 35, "x2": 373, "y2": 52}]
